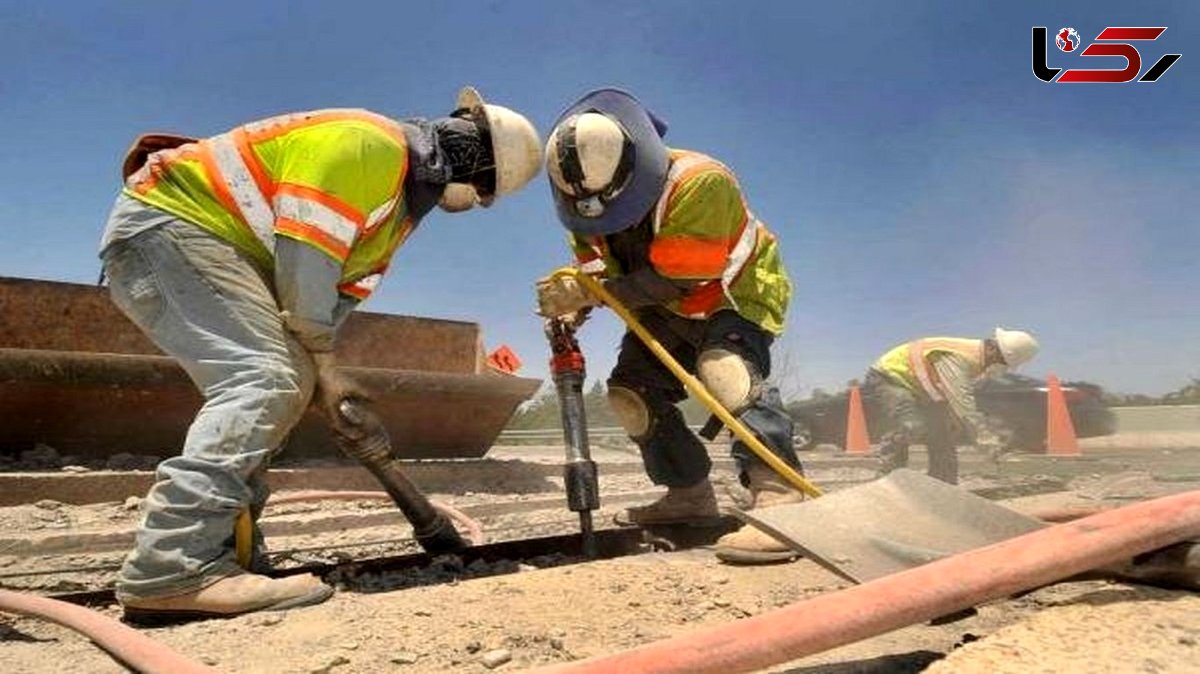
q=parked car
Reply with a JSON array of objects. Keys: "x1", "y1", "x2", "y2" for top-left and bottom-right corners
[{"x1": 787, "y1": 373, "x2": 1117, "y2": 452}]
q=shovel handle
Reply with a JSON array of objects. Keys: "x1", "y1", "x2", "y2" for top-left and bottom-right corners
[{"x1": 552, "y1": 267, "x2": 822, "y2": 498}]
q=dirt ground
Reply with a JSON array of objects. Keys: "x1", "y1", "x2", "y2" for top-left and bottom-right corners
[{"x1": 1, "y1": 440, "x2": 1199, "y2": 673}]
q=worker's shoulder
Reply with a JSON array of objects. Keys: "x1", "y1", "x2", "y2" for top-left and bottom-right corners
[
  {"x1": 665, "y1": 148, "x2": 740, "y2": 197},
  {"x1": 245, "y1": 108, "x2": 406, "y2": 145},
  {"x1": 668, "y1": 148, "x2": 735, "y2": 175}
]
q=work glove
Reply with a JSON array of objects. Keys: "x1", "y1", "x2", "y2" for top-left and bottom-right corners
[
  {"x1": 544, "y1": 307, "x2": 592, "y2": 334},
  {"x1": 311, "y1": 351, "x2": 372, "y2": 442},
  {"x1": 535, "y1": 273, "x2": 600, "y2": 318}
]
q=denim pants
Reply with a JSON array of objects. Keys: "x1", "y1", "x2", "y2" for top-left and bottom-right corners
[
  {"x1": 609, "y1": 308, "x2": 800, "y2": 489},
  {"x1": 102, "y1": 218, "x2": 315, "y2": 600}
]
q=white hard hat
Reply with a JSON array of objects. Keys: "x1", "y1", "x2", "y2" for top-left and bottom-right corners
[
  {"x1": 456, "y1": 86, "x2": 542, "y2": 203},
  {"x1": 993, "y1": 328, "x2": 1039, "y2": 369},
  {"x1": 546, "y1": 112, "x2": 629, "y2": 199}
]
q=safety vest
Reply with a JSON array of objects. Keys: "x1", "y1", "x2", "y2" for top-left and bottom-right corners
[
  {"x1": 124, "y1": 109, "x2": 413, "y2": 301},
  {"x1": 571, "y1": 149, "x2": 791, "y2": 335},
  {"x1": 873, "y1": 338, "x2": 986, "y2": 401}
]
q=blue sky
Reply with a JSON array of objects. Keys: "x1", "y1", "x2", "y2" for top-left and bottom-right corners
[{"x1": 1, "y1": 1, "x2": 1196, "y2": 396}]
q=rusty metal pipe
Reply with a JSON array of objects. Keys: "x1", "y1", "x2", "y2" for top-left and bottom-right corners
[
  {"x1": 532, "y1": 489, "x2": 1200, "y2": 674},
  {"x1": 0, "y1": 589, "x2": 216, "y2": 674}
]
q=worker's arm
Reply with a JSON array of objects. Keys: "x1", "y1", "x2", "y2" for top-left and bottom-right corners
[
  {"x1": 930, "y1": 353, "x2": 991, "y2": 443},
  {"x1": 606, "y1": 168, "x2": 742, "y2": 308},
  {"x1": 603, "y1": 268, "x2": 696, "y2": 308},
  {"x1": 272, "y1": 123, "x2": 407, "y2": 353},
  {"x1": 275, "y1": 239, "x2": 359, "y2": 352}
]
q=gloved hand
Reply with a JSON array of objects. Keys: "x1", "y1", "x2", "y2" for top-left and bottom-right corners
[
  {"x1": 535, "y1": 273, "x2": 599, "y2": 318},
  {"x1": 311, "y1": 351, "x2": 372, "y2": 441}
]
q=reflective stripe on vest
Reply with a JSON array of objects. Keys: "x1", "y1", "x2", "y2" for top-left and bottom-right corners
[
  {"x1": 905, "y1": 338, "x2": 985, "y2": 401},
  {"x1": 204, "y1": 132, "x2": 275, "y2": 251},
  {"x1": 652, "y1": 151, "x2": 758, "y2": 318},
  {"x1": 274, "y1": 184, "x2": 363, "y2": 261},
  {"x1": 340, "y1": 273, "x2": 383, "y2": 300},
  {"x1": 908, "y1": 340, "x2": 945, "y2": 401},
  {"x1": 366, "y1": 196, "x2": 398, "y2": 230}
]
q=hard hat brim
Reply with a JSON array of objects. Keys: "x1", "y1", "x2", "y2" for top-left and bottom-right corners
[{"x1": 549, "y1": 88, "x2": 669, "y2": 237}]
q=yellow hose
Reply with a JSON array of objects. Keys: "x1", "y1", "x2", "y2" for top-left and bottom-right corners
[
  {"x1": 553, "y1": 268, "x2": 822, "y2": 498},
  {"x1": 234, "y1": 509, "x2": 253, "y2": 569}
]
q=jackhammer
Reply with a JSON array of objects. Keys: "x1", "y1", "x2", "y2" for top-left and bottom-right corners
[
  {"x1": 328, "y1": 398, "x2": 468, "y2": 555},
  {"x1": 547, "y1": 318, "x2": 600, "y2": 558}
]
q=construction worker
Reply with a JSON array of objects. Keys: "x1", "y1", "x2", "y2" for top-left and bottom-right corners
[
  {"x1": 866, "y1": 328, "x2": 1040, "y2": 484},
  {"x1": 535, "y1": 88, "x2": 801, "y2": 564},
  {"x1": 99, "y1": 88, "x2": 541, "y2": 621}
]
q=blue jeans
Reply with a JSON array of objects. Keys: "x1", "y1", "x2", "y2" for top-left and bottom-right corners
[{"x1": 102, "y1": 217, "x2": 315, "y2": 600}]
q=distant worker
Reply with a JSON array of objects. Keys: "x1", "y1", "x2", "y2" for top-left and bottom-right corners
[
  {"x1": 99, "y1": 88, "x2": 541, "y2": 621},
  {"x1": 866, "y1": 328, "x2": 1040, "y2": 484},
  {"x1": 534, "y1": 88, "x2": 801, "y2": 564}
]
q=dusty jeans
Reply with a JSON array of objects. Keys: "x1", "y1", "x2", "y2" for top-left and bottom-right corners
[
  {"x1": 864, "y1": 369, "x2": 959, "y2": 484},
  {"x1": 102, "y1": 217, "x2": 315, "y2": 600}
]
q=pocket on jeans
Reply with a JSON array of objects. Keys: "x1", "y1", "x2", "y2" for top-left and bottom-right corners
[{"x1": 105, "y1": 246, "x2": 166, "y2": 330}]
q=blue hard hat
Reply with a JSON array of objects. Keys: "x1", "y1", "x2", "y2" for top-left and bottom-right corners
[{"x1": 547, "y1": 88, "x2": 669, "y2": 237}]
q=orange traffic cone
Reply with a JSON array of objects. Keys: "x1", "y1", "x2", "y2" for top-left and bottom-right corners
[
  {"x1": 1045, "y1": 374, "x2": 1080, "y2": 456},
  {"x1": 845, "y1": 385, "x2": 871, "y2": 455}
]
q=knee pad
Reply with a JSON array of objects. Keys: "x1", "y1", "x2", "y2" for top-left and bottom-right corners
[
  {"x1": 697, "y1": 348, "x2": 760, "y2": 414},
  {"x1": 607, "y1": 385, "x2": 652, "y2": 439}
]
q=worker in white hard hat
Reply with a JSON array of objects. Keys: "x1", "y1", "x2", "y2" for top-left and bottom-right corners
[
  {"x1": 99, "y1": 87, "x2": 541, "y2": 621},
  {"x1": 534, "y1": 88, "x2": 801, "y2": 565},
  {"x1": 865, "y1": 328, "x2": 1040, "y2": 484}
]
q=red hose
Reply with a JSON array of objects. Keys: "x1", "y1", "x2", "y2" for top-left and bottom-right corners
[
  {"x1": 0, "y1": 589, "x2": 217, "y2": 674},
  {"x1": 532, "y1": 489, "x2": 1200, "y2": 674}
]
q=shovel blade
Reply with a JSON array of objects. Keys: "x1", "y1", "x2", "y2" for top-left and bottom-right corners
[{"x1": 736, "y1": 469, "x2": 1046, "y2": 582}]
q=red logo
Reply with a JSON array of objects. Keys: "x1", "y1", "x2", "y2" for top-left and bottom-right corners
[
  {"x1": 1033, "y1": 26, "x2": 1182, "y2": 83},
  {"x1": 1056, "y1": 27, "x2": 1081, "y2": 52}
]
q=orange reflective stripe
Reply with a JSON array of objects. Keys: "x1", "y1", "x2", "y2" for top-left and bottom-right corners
[
  {"x1": 276, "y1": 217, "x2": 351, "y2": 261},
  {"x1": 232, "y1": 128, "x2": 275, "y2": 203},
  {"x1": 196, "y1": 143, "x2": 244, "y2": 221},
  {"x1": 275, "y1": 183, "x2": 365, "y2": 227},
  {"x1": 649, "y1": 236, "x2": 733, "y2": 278},
  {"x1": 339, "y1": 272, "x2": 383, "y2": 299},
  {"x1": 242, "y1": 110, "x2": 406, "y2": 147},
  {"x1": 129, "y1": 146, "x2": 199, "y2": 195},
  {"x1": 678, "y1": 280, "x2": 725, "y2": 316}
]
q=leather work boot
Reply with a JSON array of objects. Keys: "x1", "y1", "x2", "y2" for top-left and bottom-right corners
[
  {"x1": 121, "y1": 572, "x2": 334, "y2": 624},
  {"x1": 613, "y1": 479, "x2": 722, "y2": 527},
  {"x1": 714, "y1": 464, "x2": 805, "y2": 564}
]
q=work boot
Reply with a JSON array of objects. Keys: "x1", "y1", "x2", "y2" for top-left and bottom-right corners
[
  {"x1": 613, "y1": 479, "x2": 722, "y2": 527},
  {"x1": 715, "y1": 464, "x2": 805, "y2": 565},
  {"x1": 121, "y1": 572, "x2": 333, "y2": 624}
]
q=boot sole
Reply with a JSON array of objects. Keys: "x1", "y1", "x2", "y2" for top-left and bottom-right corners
[
  {"x1": 713, "y1": 547, "x2": 800, "y2": 565},
  {"x1": 122, "y1": 584, "x2": 334, "y2": 626}
]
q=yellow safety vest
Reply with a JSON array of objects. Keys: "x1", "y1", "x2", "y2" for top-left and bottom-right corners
[
  {"x1": 874, "y1": 337, "x2": 985, "y2": 401},
  {"x1": 123, "y1": 109, "x2": 413, "y2": 301},
  {"x1": 571, "y1": 149, "x2": 791, "y2": 335}
]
